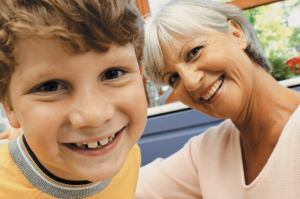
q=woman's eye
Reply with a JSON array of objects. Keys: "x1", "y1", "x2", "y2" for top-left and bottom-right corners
[
  {"x1": 33, "y1": 80, "x2": 66, "y2": 93},
  {"x1": 102, "y1": 69, "x2": 126, "y2": 80},
  {"x1": 168, "y1": 73, "x2": 180, "y2": 88},
  {"x1": 186, "y1": 46, "x2": 203, "y2": 62}
]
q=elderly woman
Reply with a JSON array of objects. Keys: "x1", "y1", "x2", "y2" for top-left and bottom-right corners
[{"x1": 136, "y1": 0, "x2": 300, "y2": 198}]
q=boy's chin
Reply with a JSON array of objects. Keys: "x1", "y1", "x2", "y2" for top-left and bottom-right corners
[
  {"x1": 84, "y1": 171, "x2": 118, "y2": 183},
  {"x1": 77, "y1": 162, "x2": 124, "y2": 183}
]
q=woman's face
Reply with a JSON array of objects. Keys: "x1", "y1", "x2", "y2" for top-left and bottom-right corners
[{"x1": 161, "y1": 22, "x2": 258, "y2": 120}]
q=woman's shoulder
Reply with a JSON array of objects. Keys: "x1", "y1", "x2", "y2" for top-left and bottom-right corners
[
  {"x1": 187, "y1": 119, "x2": 240, "y2": 164},
  {"x1": 190, "y1": 119, "x2": 238, "y2": 147}
]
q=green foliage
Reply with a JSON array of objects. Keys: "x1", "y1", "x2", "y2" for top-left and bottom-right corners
[
  {"x1": 289, "y1": 27, "x2": 300, "y2": 49},
  {"x1": 269, "y1": 54, "x2": 294, "y2": 80},
  {"x1": 243, "y1": 9, "x2": 260, "y2": 25},
  {"x1": 243, "y1": 1, "x2": 300, "y2": 80}
]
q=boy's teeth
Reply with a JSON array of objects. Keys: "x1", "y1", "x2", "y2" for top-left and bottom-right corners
[
  {"x1": 100, "y1": 138, "x2": 109, "y2": 145},
  {"x1": 74, "y1": 133, "x2": 117, "y2": 149},
  {"x1": 87, "y1": 142, "x2": 98, "y2": 149},
  {"x1": 76, "y1": 143, "x2": 83, "y2": 147}
]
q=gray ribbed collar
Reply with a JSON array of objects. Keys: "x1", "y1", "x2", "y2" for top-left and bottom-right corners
[{"x1": 9, "y1": 136, "x2": 111, "y2": 199}]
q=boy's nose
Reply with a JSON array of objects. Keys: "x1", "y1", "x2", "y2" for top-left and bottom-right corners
[
  {"x1": 177, "y1": 66, "x2": 204, "y2": 92},
  {"x1": 68, "y1": 92, "x2": 114, "y2": 129}
]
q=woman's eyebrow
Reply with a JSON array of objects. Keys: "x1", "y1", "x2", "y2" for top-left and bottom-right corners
[{"x1": 162, "y1": 71, "x2": 172, "y2": 83}]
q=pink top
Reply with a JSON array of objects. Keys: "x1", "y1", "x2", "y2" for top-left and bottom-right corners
[{"x1": 136, "y1": 105, "x2": 300, "y2": 199}]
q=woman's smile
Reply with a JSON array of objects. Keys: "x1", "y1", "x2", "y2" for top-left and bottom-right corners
[{"x1": 199, "y1": 74, "x2": 225, "y2": 102}]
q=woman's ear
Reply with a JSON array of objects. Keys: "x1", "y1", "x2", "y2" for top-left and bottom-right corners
[
  {"x1": 227, "y1": 20, "x2": 248, "y2": 49},
  {"x1": 2, "y1": 101, "x2": 20, "y2": 129}
]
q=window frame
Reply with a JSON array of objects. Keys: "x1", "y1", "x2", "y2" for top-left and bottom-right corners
[{"x1": 135, "y1": 0, "x2": 284, "y2": 16}]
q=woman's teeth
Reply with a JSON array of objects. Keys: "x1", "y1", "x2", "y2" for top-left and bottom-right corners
[
  {"x1": 201, "y1": 76, "x2": 224, "y2": 101},
  {"x1": 74, "y1": 134, "x2": 116, "y2": 149}
]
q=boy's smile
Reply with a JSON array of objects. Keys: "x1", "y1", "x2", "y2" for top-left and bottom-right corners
[
  {"x1": 4, "y1": 38, "x2": 148, "y2": 182},
  {"x1": 63, "y1": 125, "x2": 125, "y2": 156}
]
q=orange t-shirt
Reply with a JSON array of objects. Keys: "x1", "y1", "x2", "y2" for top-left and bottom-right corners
[{"x1": 0, "y1": 142, "x2": 141, "y2": 199}]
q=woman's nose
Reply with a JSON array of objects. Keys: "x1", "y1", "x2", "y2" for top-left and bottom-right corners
[
  {"x1": 68, "y1": 92, "x2": 114, "y2": 129},
  {"x1": 177, "y1": 65, "x2": 205, "y2": 92}
]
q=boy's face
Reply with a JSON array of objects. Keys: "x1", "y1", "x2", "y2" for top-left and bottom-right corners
[{"x1": 4, "y1": 38, "x2": 147, "y2": 182}]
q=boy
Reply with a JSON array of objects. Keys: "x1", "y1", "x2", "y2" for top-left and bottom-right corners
[{"x1": 0, "y1": 0, "x2": 147, "y2": 198}]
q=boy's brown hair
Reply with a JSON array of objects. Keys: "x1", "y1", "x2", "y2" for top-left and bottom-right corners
[{"x1": 0, "y1": 0, "x2": 144, "y2": 101}]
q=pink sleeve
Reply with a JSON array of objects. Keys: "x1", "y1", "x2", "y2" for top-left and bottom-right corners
[{"x1": 136, "y1": 136, "x2": 203, "y2": 199}]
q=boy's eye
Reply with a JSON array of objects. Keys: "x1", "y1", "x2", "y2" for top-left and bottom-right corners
[
  {"x1": 32, "y1": 80, "x2": 66, "y2": 93},
  {"x1": 186, "y1": 46, "x2": 203, "y2": 62},
  {"x1": 102, "y1": 69, "x2": 126, "y2": 80},
  {"x1": 168, "y1": 73, "x2": 180, "y2": 88}
]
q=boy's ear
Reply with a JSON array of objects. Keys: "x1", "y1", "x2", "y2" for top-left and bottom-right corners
[
  {"x1": 227, "y1": 20, "x2": 248, "y2": 49},
  {"x1": 2, "y1": 101, "x2": 21, "y2": 128},
  {"x1": 139, "y1": 65, "x2": 145, "y2": 76}
]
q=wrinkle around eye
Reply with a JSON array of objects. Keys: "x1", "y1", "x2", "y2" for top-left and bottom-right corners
[{"x1": 186, "y1": 46, "x2": 203, "y2": 63}]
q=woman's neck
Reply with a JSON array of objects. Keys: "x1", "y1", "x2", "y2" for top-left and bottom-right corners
[
  {"x1": 233, "y1": 69, "x2": 300, "y2": 184},
  {"x1": 234, "y1": 70, "x2": 300, "y2": 146}
]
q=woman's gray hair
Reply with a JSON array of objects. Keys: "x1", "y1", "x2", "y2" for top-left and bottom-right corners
[{"x1": 144, "y1": 0, "x2": 271, "y2": 83}]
